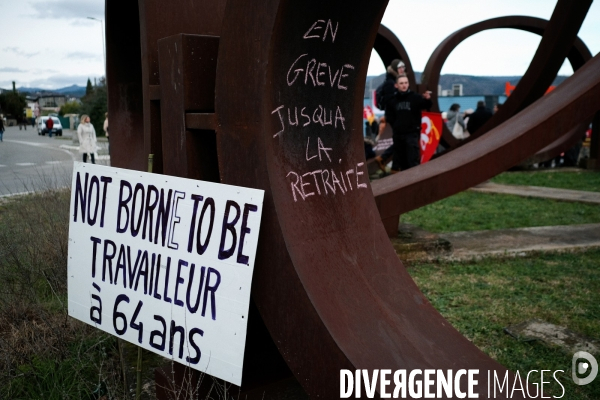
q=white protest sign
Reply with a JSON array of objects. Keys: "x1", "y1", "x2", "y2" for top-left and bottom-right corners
[{"x1": 67, "y1": 162, "x2": 264, "y2": 385}]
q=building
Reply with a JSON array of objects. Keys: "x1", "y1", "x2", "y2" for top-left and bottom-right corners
[
  {"x1": 439, "y1": 83, "x2": 464, "y2": 97},
  {"x1": 36, "y1": 93, "x2": 67, "y2": 108}
]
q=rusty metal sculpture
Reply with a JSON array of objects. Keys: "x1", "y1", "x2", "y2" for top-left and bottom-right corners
[
  {"x1": 106, "y1": 0, "x2": 599, "y2": 398},
  {"x1": 419, "y1": 15, "x2": 592, "y2": 150},
  {"x1": 374, "y1": 55, "x2": 600, "y2": 235},
  {"x1": 374, "y1": 0, "x2": 596, "y2": 236},
  {"x1": 370, "y1": 15, "x2": 594, "y2": 177}
]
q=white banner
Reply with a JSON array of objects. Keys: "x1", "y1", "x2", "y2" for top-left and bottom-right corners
[{"x1": 67, "y1": 162, "x2": 264, "y2": 385}]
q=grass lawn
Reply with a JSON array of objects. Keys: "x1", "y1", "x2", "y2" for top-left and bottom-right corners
[
  {"x1": 0, "y1": 191, "x2": 167, "y2": 399},
  {"x1": 401, "y1": 191, "x2": 600, "y2": 233},
  {"x1": 409, "y1": 250, "x2": 600, "y2": 400},
  {"x1": 492, "y1": 170, "x2": 600, "y2": 192},
  {"x1": 2, "y1": 184, "x2": 599, "y2": 398}
]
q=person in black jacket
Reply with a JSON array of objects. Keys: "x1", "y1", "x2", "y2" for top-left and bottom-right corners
[
  {"x1": 467, "y1": 100, "x2": 493, "y2": 135},
  {"x1": 385, "y1": 74, "x2": 432, "y2": 172},
  {"x1": 374, "y1": 59, "x2": 406, "y2": 171}
]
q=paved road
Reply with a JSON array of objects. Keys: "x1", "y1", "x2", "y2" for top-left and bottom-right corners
[{"x1": 0, "y1": 125, "x2": 110, "y2": 196}]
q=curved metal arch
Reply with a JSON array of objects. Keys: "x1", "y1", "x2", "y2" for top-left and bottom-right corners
[
  {"x1": 218, "y1": 0, "x2": 596, "y2": 397},
  {"x1": 215, "y1": 0, "x2": 550, "y2": 397},
  {"x1": 373, "y1": 24, "x2": 417, "y2": 89},
  {"x1": 420, "y1": 15, "x2": 592, "y2": 149},
  {"x1": 375, "y1": 2, "x2": 595, "y2": 236},
  {"x1": 374, "y1": 54, "x2": 600, "y2": 235}
]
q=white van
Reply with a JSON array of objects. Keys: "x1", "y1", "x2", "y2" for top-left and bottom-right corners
[{"x1": 37, "y1": 116, "x2": 63, "y2": 136}]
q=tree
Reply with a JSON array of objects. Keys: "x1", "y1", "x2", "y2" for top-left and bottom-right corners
[
  {"x1": 0, "y1": 91, "x2": 27, "y2": 121},
  {"x1": 59, "y1": 101, "x2": 81, "y2": 116},
  {"x1": 80, "y1": 77, "x2": 107, "y2": 136},
  {"x1": 85, "y1": 78, "x2": 94, "y2": 98}
]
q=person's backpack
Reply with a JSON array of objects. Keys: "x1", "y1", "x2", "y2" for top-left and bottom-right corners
[{"x1": 375, "y1": 82, "x2": 385, "y2": 111}]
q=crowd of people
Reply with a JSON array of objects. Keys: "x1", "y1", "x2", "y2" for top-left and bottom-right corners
[
  {"x1": 444, "y1": 100, "x2": 496, "y2": 140},
  {"x1": 365, "y1": 58, "x2": 500, "y2": 173}
]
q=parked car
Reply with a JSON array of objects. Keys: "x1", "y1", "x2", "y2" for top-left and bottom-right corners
[{"x1": 37, "y1": 116, "x2": 63, "y2": 136}]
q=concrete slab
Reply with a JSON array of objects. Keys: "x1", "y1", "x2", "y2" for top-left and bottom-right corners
[
  {"x1": 505, "y1": 319, "x2": 598, "y2": 354},
  {"x1": 439, "y1": 223, "x2": 600, "y2": 260},
  {"x1": 533, "y1": 167, "x2": 584, "y2": 173},
  {"x1": 470, "y1": 182, "x2": 600, "y2": 205},
  {"x1": 391, "y1": 224, "x2": 452, "y2": 262}
]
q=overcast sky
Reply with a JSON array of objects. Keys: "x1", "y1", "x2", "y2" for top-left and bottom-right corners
[{"x1": 0, "y1": 0, "x2": 598, "y2": 90}]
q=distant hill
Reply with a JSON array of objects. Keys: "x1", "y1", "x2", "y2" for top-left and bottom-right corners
[
  {"x1": 55, "y1": 85, "x2": 86, "y2": 98},
  {"x1": 365, "y1": 73, "x2": 568, "y2": 97},
  {"x1": 18, "y1": 85, "x2": 86, "y2": 98},
  {"x1": 17, "y1": 87, "x2": 45, "y2": 94}
]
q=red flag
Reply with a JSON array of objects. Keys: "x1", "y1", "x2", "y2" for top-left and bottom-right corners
[
  {"x1": 363, "y1": 105, "x2": 375, "y2": 124},
  {"x1": 420, "y1": 112, "x2": 442, "y2": 164}
]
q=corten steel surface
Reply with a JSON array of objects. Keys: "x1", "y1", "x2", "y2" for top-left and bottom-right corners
[
  {"x1": 157, "y1": 34, "x2": 220, "y2": 182},
  {"x1": 138, "y1": 0, "x2": 227, "y2": 175},
  {"x1": 521, "y1": 123, "x2": 588, "y2": 167},
  {"x1": 478, "y1": 1, "x2": 592, "y2": 136},
  {"x1": 214, "y1": 0, "x2": 549, "y2": 398},
  {"x1": 107, "y1": 0, "x2": 227, "y2": 173},
  {"x1": 419, "y1": 15, "x2": 593, "y2": 149},
  {"x1": 106, "y1": 0, "x2": 600, "y2": 397},
  {"x1": 106, "y1": 0, "x2": 144, "y2": 172},
  {"x1": 106, "y1": 0, "x2": 294, "y2": 396}
]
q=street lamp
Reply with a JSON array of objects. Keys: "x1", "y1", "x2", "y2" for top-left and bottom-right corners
[{"x1": 87, "y1": 17, "x2": 106, "y2": 81}]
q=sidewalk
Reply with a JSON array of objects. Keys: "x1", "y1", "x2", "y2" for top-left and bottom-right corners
[
  {"x1": 440, "y1": 223, "x2": 600, "y2": 260},
  {"x1": 393, "y1": 182, "x2": 600, "y2": 261},
  {"x1": 58, "y1": 129, "x2": 110, "y2": 161},
  {"x1": 469, "y1": 181, "x2": 600, "y2": 205},
  {"x1": 392, "y1": 223, "x2": 600, "y2": 261}
]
